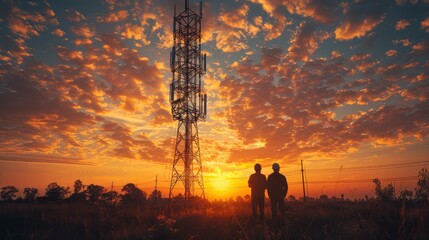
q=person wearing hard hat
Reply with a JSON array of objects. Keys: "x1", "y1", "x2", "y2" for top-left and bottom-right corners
[
  {"x1": 248, "y1": 163, "x2": 267, "y2": 221},
  {"x1": 267, "y1": 163, "x2": 288, "y2": 219}
]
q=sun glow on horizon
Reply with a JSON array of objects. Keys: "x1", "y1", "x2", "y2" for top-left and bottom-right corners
[
  {"x1": 208, "y1": 177, "x2": 232, "y2": 198},
  {"x1": 205, "y1": 167, "x2": 238, "y2": 199}
]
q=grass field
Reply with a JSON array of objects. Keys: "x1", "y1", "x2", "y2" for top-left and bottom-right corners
[{"x1": 1, "y1": 200, "x2": 428, "y2": 240}]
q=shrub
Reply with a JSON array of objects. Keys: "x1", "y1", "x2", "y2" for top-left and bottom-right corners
[
  {"x1": 373, "y1": 178, "x2": 395, "y2": 201},
  {"x1": 415, "y1": 168, "x2": 429, "y2": 201},
  {"x1": 1, "y1": 186, "x2": 19, "y2": 201}
]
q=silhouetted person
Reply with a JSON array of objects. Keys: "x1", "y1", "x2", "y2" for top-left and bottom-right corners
[
  {"x1": 248, "y1": 163, "x2": 266, "y2": 221},
  {"x1": 267, "y1": 163, "x2": 288, "y2": 219}
]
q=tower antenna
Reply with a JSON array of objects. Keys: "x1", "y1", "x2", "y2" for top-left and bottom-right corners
[{"x1": 169, "y1": 0, "x2": 207, "y2": 209}]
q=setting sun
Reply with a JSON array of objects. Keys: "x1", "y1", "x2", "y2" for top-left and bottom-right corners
[
  {"x1": 206, "y1": 168, "x2": 235, "y2": 198},
  {"x1": 209, "y1": 177, "x2": 231, "y2": 197}
]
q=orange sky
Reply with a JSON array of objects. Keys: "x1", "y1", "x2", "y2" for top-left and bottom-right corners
[{"x1": 0, "y1": 0, "x2": 429, "y2": 200}]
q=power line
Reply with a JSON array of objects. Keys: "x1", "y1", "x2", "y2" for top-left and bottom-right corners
[
  {"x1": 334, "y1": 165, "x2": 343, "y2": 195},
  {"x1": 144, "y1": 175, "x2": 420, "y2": 190},
  {"x1": 305, "y1": 160, "x2": 429, "y2": 173},
  {"x1": 287, "y1": 176, "x2": 419, "y2": 185}
]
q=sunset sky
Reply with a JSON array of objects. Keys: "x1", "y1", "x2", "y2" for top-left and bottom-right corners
[{"x1": 0, "y1": 0, "x2": 428, "y2": 200}]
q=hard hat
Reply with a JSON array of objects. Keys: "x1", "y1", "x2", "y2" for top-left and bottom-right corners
[
  {"x1": 254, "y1": 163, "x2": 261, "y2": 171},
  {"x1": 272, "y1": 163, "x2": 280, "y2": 170}
]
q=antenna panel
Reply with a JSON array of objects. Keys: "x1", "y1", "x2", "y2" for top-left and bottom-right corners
[
  {"x1": 203, "y1": 94, "x2": 207, "y2": 116},
  {"x1": 170, "y1": 82, "x2": 175, "y2": 102}
]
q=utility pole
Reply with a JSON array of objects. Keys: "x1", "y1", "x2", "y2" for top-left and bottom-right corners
[
  {"x1": 111, "y1": 181, "x2": 114, "y2": 205},
  {"x1": 169, "y1": 0, "x2": 207, "y2": 209},
  {"x1": 154, "y1": 175, "x2": 158, "y2": 214},
  {"x1": 301, "y1": 160, "x2": 306, "y2": 202},
  {"x1": 155, "y1": 174, "x2": 158, "y2": 192}
]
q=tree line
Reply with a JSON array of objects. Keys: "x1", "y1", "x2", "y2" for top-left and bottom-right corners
[
  {"x1": 1, "y1": 168, "x2": 428, "y2": 204},
  {"x1": 0, "y1": 180, "x2": 161, "y2": 206}
]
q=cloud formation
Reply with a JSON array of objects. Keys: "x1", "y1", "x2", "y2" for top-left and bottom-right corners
[
  {"x1": 396, "y1": 19, "x2": 411, "y2": 30},
  {"x1": 0, "y1": 0, "x2": 174, "y2": 164},
  {"x1": 335, "y1": 0, "x2": 385, "y2": 40},
  {"x1": 386, "y1": 50, "x2": 398, "y2": 57},
  {"x1": 65, "y1": 9, "x2": 86, "y2": 22},
  {"x1": 0, "y1": 0, "x2": 428, "y2": 172},
  {"x1": 422, "y1": 17, "x2": 429, "y2": 32},
  {"x1": 218, "y1": 4, "x2": 259, "y2": 37},
  {"x1": 286, "y1": 22, "x2": 329, "y2": 62},
  {"x1": 249, "y1": 0, "x2": 339, "y2": 24},
  {"x1": 103, "y1": 10, "x2": 129, "y2": 23},
  {"x1": 220, "y1": 45, "x2": 427, "y2": 163},
  {"x1": 0, "y1": 153, "x2": 93, "y2": 165}
]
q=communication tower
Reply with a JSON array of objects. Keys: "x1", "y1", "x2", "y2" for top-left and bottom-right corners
[{"x1": 169, "y1": 0, "x2": 207, "y2": 204}]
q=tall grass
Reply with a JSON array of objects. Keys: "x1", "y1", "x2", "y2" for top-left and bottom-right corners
[{"x1": 0, "y1": 200, "x2": 428, "y2": 239}]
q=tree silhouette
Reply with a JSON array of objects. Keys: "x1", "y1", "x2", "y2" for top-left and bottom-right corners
[
  {"x1": 69, "y1": 179, "x2": 86, "y2": 201},
  {"x1": 45, "y1": 182, "x2": 70, "y2": 201},
  {"x1": 175, "y1": 193, "x2": 183, "y2": 199},
  {"x1": 415, "y1": 168, "x2": 429, "y2": 201},
  {"x1": 101, "y1": 190, "x2": 119, "y2": 205},
  {"x1": 149, "y1": 189, "x2": 162, "y2": 202},
  {"x1": 23, "y1": 188, "x2": 38, "y2": 201},
  {"x1": 86, "y1": 184, "x2": 105, "y2": 203},
  {"x1": 287, "y1": 195, "x2": 296, "y2": 201},
  {"x1": 244, "y1": 194, "x2": 250, "y2": 201},
  {"x1": 149, "y1": 189, "x2": 161, "y2": 212},
  {"x1": 120, "y1": 183, "x2": 146, "y2": 205},
  {"x1": 373, "y1": 178, "x2": 395, "y2": 201},
  {"x1": 73, "y1": 179, "x2": 84, "y2": 194},
  {"x1": 1, "y1": 186, "x2": 19, "y2": 201},
  {"x1": 319, "y1": 194, "x2": 329, "y2": 201},
  {"x1": 235, "y1": 195, "x2": 244, "y2": 204}
]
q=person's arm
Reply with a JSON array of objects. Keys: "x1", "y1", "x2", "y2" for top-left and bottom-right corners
[
  {"x1": 282, "y1": 176, "x2": 287, "y2": 198},
  {"x1": 248, "y1": 175, "x2": 253, "y2": 188},
  {"x1": 284, "y1": 176, "x2": 288, "y2": 197},
  {"x1": 267, "y1": 176, "x2": 272, "y2": 197}
]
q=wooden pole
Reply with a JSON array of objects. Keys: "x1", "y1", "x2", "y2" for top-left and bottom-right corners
[{"x1": 301, "y1": 160, "x2": 306, "y2": 202}]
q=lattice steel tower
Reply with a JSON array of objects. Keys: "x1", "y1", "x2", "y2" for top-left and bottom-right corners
[{"x1": 169, "y1": 0, "x2": 207, "y2": 203}]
